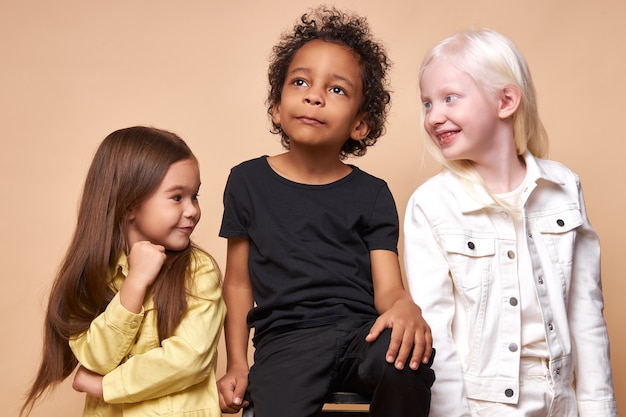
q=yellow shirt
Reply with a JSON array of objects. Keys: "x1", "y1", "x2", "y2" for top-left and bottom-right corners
[{"x1": 69, "y1": 249, "x2": 226, "y2": 417}]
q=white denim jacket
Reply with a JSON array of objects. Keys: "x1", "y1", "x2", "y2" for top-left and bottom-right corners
[{"x1": 404, "y1": 152, "x2": 616, "y2": 417}]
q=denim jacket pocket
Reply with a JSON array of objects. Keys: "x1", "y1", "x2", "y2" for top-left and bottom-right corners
[
  {"x1": 533, "y1": 206, "x2": 582, "y2": 266},
  {"x1": 536, "y1": 206, "x2": 582, "y2": 234},
  {"x1": 441, "y1": 233, "x2": 496, "y2": 290}
]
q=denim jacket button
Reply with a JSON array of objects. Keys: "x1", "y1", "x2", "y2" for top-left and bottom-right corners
[
  {"x1": 467, "y1": 241, "x2": 475, "y2": 250},
  {"x1": 556, "y1": 219, "x2": 565, "y2": 227},
  {"x1": 504, "y1": 388, "x2": 514, "y2": 397},
  {"x1": 507, "y1": 250, "x2": 515, "y2": 259},
  {"x1": 509, "y1": 297, "x2": 518, "y2": 306},
  {"x1": 508, "y1": 343, "x2": 518, "y2": 352}
]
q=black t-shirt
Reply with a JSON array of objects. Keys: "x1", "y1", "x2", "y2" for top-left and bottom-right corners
[{"x1": 220, "y1": 156, "x2": 399, "y2": 340}]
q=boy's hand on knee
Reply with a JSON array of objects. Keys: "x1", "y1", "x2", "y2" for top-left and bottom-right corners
[
  {"x1": 366, "y1": 297, "x2": 433, "y2": 370},
  {"x1": 217, "y1": 369, "x2": 250, "y2": 413}
]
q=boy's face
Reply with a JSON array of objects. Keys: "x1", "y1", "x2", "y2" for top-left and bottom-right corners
[{"x1": 272, "y1": 40, "x2": 369, "y2": 151}]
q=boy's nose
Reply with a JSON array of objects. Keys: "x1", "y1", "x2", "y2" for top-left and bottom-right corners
[
  {"x1": 304, "y1": 88, "x2": 324, "y2": 106},
  {"x1": 305, "y1": 97, "x2": 323, "y2": 105}
]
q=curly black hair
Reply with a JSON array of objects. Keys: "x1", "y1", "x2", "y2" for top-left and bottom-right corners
[{"x1": 267, "y1": 6, "x2": 392, "y2": 159}]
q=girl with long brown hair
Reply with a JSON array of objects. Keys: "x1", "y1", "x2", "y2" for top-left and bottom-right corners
[{"x1": 21, "y1": 126, "x2": 225, "y2": 416}]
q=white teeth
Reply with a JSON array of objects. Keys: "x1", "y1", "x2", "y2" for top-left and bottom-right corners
[{"x1": 437, "y1": 131, "x2": 457, "y2": 141}]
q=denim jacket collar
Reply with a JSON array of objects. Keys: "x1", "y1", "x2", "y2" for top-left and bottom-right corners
[{"x1": 447, "y1": 152, "x2": 567, "y2": 214}]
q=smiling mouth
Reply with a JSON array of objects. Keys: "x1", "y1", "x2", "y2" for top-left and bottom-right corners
[{"x1": 436, "y1": 130, "x2": 458, "y2": 146}]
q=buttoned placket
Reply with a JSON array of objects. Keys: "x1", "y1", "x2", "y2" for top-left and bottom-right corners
[
  {"x1": 493, "y1": 209, "x2": 521, "y2": 402},
  {"x1": 523, "y1": 201, "x2": 565, "y2": 386}
]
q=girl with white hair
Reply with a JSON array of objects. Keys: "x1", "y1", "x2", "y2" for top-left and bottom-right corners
[{"x1": 404, "y1": 29, "x2": 617, "y2": 416}]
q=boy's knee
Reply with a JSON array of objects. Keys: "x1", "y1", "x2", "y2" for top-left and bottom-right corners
[
  {"x1": 367, "y1": 328, "x2": 393, "y2": 362},
  {"x1": 361, "y1": 328, "x2": 435, "y2": 388}
]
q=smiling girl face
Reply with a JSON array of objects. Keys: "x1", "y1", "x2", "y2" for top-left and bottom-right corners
[
  {"x1": 420, "y1": 59, "x2": 504, "y2": 164},
  {"x1": 125, "y1": 158, "x2": 201, "y2": 251}
]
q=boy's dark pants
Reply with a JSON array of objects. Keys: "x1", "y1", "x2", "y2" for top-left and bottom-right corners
[{"x1": 247, "y1": 319, "x2": 435, "y2": 417}]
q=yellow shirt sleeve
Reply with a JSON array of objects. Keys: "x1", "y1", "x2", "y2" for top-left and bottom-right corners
[
  {"x1": 69, "y1": 291, "x2": 145, "y2": 375},
  {"x1": 103, "y1": 251, "x2": 225, "y2": 403},
  {"x1": 71, "y1": 250, "x2": 225, "y2": 404}
]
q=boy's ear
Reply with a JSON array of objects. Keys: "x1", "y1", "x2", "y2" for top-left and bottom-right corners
[
  {"x1": 350, "y1": 114, "x2": 370, "y2": 141},
  {"x1": 498, "y1": 86, "x2": 522, "y2": 119},
  {"x1": 271, "y1": 103, "x2": 281, "y2": 125}
]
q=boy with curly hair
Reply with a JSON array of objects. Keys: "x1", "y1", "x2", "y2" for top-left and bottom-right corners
[{"x1": 217, "y1": 7, "x2": 435, "y2": 417}]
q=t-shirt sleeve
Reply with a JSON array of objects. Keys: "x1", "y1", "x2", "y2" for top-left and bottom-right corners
[
  {"x1": 363, "y1": 182, "x2": 399, "y2": 253},
  {"x1": 219, "y1": 167, "x2": 250, "y2": 239}
]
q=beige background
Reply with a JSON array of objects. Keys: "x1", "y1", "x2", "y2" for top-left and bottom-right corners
[{"x1": 2, "y1": 1, "x2": 624, "y2": 415}]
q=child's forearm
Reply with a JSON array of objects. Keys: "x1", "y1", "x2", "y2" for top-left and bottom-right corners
[
  {"x1": 223, "y1": 285, "x2": 253, "y2": 371},
  {"x1": 370, "y1": 249, "x2": 409, "y2": 313},
  {"x1": 73, "y1": 366, "x2": 104, "y2": 398},
  {"x1": 119, "y1": 275, "x2": 149, "y2": 314},
  {"x1": 222, "y1": 238, "x2": 254, "y2": 371},
  {"x1": 376, "y1": 288, "x2": 413, "y2": 314}
]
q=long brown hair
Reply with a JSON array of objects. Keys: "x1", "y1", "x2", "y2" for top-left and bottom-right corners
[{"x1": 21, "y1": 126, "x2": 200, "y2": 416}]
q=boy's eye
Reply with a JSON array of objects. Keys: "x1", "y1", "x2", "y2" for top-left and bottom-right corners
[
  {"x1": 172, "y1": 195, "x2": 182, "y2": 202},
  {"x1": 294, "y1": 79, "x2": 308, "y2": 87},
  {"x1": 192, "y1": 193, "x2": 199, "y2": 201},
  {"x1": 330, "y1": 86, "x2": 346, "y2": 95},
  {"x1": 445, "y1": 95, "x2": 458, "y2": 103},
  {"x1": 423, "y1": 101, "x2": 432, "y2": 110}
]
